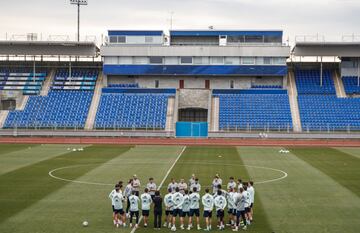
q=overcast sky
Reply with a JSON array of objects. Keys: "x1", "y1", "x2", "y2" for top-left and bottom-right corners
[{"x1": 1, "y1": 0, "x2": 360, "y2": 44}]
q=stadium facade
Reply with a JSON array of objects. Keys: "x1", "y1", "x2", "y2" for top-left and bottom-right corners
[{"x1": 0, "y1": 29, "x2": 359, "y2": 138}]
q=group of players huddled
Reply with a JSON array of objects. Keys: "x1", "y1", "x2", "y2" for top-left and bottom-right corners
[{"x1": 109, "y1": 174, "x2": 255, "y2": 231}]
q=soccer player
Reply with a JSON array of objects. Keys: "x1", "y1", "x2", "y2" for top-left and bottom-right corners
[
  {"x1": 190, "y1": 178, "x2": 201, "y2": 193},
  {"x1": 212, "y1": 174, "x2": 222, "y2": 194},
  {"x1": 227, "y1": 177, "x2": 237, "y2": 191},
  {"x1": 214, "y1": 190, "x2": 227, "y2": 230},
  {"x1": 243, "y1": 185, "x2": 251, "y2": 225},
  {"x1": 132, "y1": 175, "x2": 141, "y2": 196},
  {"x1": 128, "y1": 191, "x2": 140, "y2": 228},
  {"x1": 109, "y1": 184, "x2": 120, "y2": 226},
  {"x1": 124, "y1": 179, "x2": 133, "y2": 216},
  {"x1": 181, "y1": 190, "x2": 191, "y2": 230},
  {"x1": 226, "y1": 187, "x2": 236, "y2": 227},
  {"x1": 112, "y1": 184, "x2": 126, "y2": 228},
  {"x1": 168, "y1": 178, "x2": 178, "y2": 193},
  {"x1": 202, "y1": 188, "x2": 214, "y2": 231},
  {"x1": 237, "y1": 179, "x2": 243, "y2": 192},
  {"x1": 233, "y1": 187, "x2": 247, "y2": 231},
  {"x1": 188, "y1": 174, "x2": 196, "y2": 187},
  {"x1": 147, "y1": 177, "x2": 157, "y2": 200},
  {"x1": 141, "y1": 188, "x2": 152, "y2": 227},
  {"x1": 247, "y1": 181, "x2": 255, "y2": 222},
  {"x1": 153, "y1": 190, "x2": 163, "y2": 229},
  {"x1": 188, "y1": 187, "x2": 201, "y2": 230},
  {"x1": 178, "y1": 179, "x2": 188, "y2": 194},
  {"x1": 164, "y1": 188, "x2": 174, "y2": 228},
  {"x1": 171, "y1": 187, "x2": 185, "y2": 231},
  {"x1": 214, "y1": 184, "x2": 227, "y2": 198}
]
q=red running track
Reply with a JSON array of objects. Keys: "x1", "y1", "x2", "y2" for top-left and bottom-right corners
[{"x1": 0, "y1": 137, "x2": 359, "y2": 147}]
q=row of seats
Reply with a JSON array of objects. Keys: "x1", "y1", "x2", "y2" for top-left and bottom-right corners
[
  {"x1": 251, "y1": 85, "x2": 282, "y2": 89},
  {"x1": 4, "y1": 91, "x2": 93, "y2": 128},
  {"x1": 217, "y1": 93, "x2": 293, "y2": 130},
  {"x1": 108, "y1": 83, "x2": 139, "y2": 88},
  {"x1": 295, "y1": 69, "x2": 335, "y2": 94},
  {"x1": 0, "y1": 69, "x2": 47, "y2": 95},
  {"x1": 95, "y1": 93, "x2": 169, "y2": 129},
  {"x1": 51, "y1": 69, "x2": 98, "y2": 91},
  {"x1": 342, "y1": 76, "x2": 360, "y2": 94}
]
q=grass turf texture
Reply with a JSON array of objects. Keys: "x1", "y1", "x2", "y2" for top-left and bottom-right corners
[{"x1": 0, "y1": 144, "x2": 359, "y2": 233}]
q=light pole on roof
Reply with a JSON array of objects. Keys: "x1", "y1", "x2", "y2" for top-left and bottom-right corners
[{"x1": 70, "y1": 0, "x2": 88, "y2": 42}]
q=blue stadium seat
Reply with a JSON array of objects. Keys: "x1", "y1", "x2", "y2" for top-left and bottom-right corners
[
  {"x1": 342, "y1": 76, "x2": 360, "y2": 94},
  {"x1": 295, "y1": 69, "x2": 335, "y2": 95}
]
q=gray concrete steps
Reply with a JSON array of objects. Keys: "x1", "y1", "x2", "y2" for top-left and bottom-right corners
[
  {"x1": 287, "y1": 71, "x2": 302, "y2": 132},
  {"x1": 84, "y1": 73, "x2": 103, "y2": 130}
]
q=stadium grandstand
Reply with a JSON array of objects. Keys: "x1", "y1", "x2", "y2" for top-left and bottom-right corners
[{"x1": 0, "y1": 30, "x2": 359, "y2": 138}]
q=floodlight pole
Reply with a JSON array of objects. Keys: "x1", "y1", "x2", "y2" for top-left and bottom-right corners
[{"x1": 77, "y1": 2, "x2": 80, "y2": 42}]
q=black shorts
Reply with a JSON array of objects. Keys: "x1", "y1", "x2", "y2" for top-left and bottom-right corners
[
  {"x1": 228, "y1": 208, "x2": 236, "y2": 215},
  {"x1": 245, "y1": 207, "x2": 251, "y2": 213},
  {"x1": 151, "y1": 195, "x2": 155, "y2": 200},
  {"x1": 165, "y1": 210, "x2": 173, "y2": 216},
  {"x1": 142, "y1": 210, "x2": 150, "y2": 216},
  {"x1": 250, "y1": 203, "x2": 254, "y2": 208},
  {"x1": 172, "y1": 208, "x2": 182, "y2": 217},
  {"x1": 236, "y1": 210, "x2": 245, "y2": 218},
  {"x1": 217, "y1": 210, "x2": 224, "y2": 218},
  {"x1": 203, "y1": 210, "x2": 212, "y2": 218},
  {"x1": 181, "y1": 211, "x2": 190, "y2": 217},
  {"x1": 189, "y1": 209, "x2": 200, "y2": 217},
  {"x1": 114, "y1": 208, "x2": 124, "y2": 215}
]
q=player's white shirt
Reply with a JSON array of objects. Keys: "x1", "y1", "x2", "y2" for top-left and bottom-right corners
[
  {"x1": 112, "y1": 192, "x2": 124, "y2": 210},
  {"x1": 182, "y1": 194, "x2": 191, "y2": 212},
  {"x1": 140, "y1": 193, "x2": 152, "y2": 210},
  {"x1": 247, "y1": 186, "x2": 255, "y2": 204},
  {"x1": 172, "y1": 192, "x2": 184, "y2": 210},
  {"x1": 213, "y1": 189, "x2": 227, "y2": 198},
  {"x1": 212, "y1": 178, "x2": 223, "y2": 193},
  {"x1": 190, "y1": 182, "x2": 201, "y2": 192},
  {"x1": 227, "y1": 191, "x2": 236, "y2": 209},
  {"x1": 124, "y1": 184, "x2": 133, "y2": 197},
  {"x1": 167, "y1": 182, "x2": 178, "y2": 193},
  {"x1": 234, "y1": 192, "x2": 245, "y2": 211},
  {"x1": 214, "y1": 195, "x2": 227, "y2": 211},
  {"x1": 243, "y1": 190, "x2": 251, "y2": 208},
  {"x1": 146, "y1": 182, "x2": 157, "y2": 196},
  {"x1": 178, "y1": 182, "x2": 188, "y2": 194},
  {"x1": 202, "y1": 193, "x2": 214, "y2": 211},
  {"x1": 164, "y1": 193, "x2": 174, "y2": 210},
  {"x1": 109, "y1": 189, "x2": 116, "y2": 205},
  {"x1": 132, "y1": 179, "x2": 141, "y2": 192},
  {"x1": 128, "y1": 194, "x2": 140, "y2": 212},
  {"x1": 227, "y1": 181, "x2": 237, "y2": 190},
  {"x1": 189, "y1": 177, "x2": 196, "y2": 187},
  {"x1": 189, "y1": 192, "x2": 200, "y2": 209},
  {"x1": 237, "y1": 183, "x2": 243, "y2": 192}
]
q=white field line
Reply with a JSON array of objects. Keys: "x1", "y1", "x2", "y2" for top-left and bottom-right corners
[{"x1": 130, "y1": 146, "x2": 186, "y2": 233}]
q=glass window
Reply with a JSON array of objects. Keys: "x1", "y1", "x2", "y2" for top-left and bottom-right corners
[
  {"x1": 118, "y1": 57, "x2": 132, "y2": 64},
  {"x1": 194, "y1": 57, "x2": 209, "y2": 65},
  {"x1": 180, "y1": 56, "x2": 193, "y2": 64},
  {"x1": 104, "y1": 56, "x2": 118, "y2": 64},
  {"x1": 225, "y1": 57, "x2": 240, "y2": 65},
  {"x1": 164, "y1": 57, "x2": 179, "y2": 65},
  {"x1": 133, "y1": 57, "x2": 149, "y2": 64},
  {"x1": 244, "y1": 35, "x2": 263, "y2": 43},
  {"x1": 273, "y1": 57, "x2": 286, "y2": 65},
  {"x1": 264, "y1": 57, "x2": 272, "y2": 65},
  {"x1": 118, "y1": 36, "x2": 126, "y2": 43},
  {"x1": 109, "y1": 36, "x2": 117, "y2": 43},
  {"x1": 242, "y1": 57, "x2": 255, "y2": 65},
  {"x1": 210, "y1": 57, "x2": 224, "y2": 65},
  {"x1": 264, "y1": 36, "x2": 282, "y2": 43},
  {"x1": 145, "y1": 36, "x2": 153, "y2": 43},
  {"x1": 149, "y1": 57, "x2": 163, "y2": 64}
]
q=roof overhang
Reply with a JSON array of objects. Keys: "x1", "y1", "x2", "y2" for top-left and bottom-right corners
[
  {"x1": 0, "y1": 41, "x2": 99, "y2": 57},
  {"x1": 293, "y1": 42, "x2": 360, "y2": 57}
]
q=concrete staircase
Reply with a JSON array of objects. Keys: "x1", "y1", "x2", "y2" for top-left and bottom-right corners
[
  {"x1": 41, "y1": 69, "x2": 55, "y2": 96},
  {"x1": 333, "y1": 70, "x2": 347, "y2": 98},
  {"x1": 210, "y1": 96, "x2": 219, "y2": 132},
  {"x1": 17, "y1": 95, "x2": 29, "y2": 110},
  {"x1": 84, "y1": 73, "x2": 103, "y2": 130},
  {"x1": 0, "y1": 110, "x2": 9, "y2": 129},
  {"x1": 165, "y1": 97, "x2": 176, "y2": 131},
  {"x1": 287, "y1": 71, "x2": 302, "y2": 132}
]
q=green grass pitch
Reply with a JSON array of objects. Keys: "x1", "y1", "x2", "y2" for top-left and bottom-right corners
[{"x1": 0, "y1": 144, "x2": 359, "y2": 233}]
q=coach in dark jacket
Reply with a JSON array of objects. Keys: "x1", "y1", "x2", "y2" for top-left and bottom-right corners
[{"x1": 153, "y1": 190, "x2": 162, "y2": 229}]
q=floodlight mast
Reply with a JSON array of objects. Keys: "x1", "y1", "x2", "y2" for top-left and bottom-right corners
[{"x1": 70, "y1": 0, "x2": 88, "y2": 42}]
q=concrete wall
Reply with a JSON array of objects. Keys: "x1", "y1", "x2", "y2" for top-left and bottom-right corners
[
  {"x1": 107, "y1": 75, "x2": 284, "y2": 89},
  {"x1": 178, "y1": 89, "x2": 210, "y2": 109}
]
